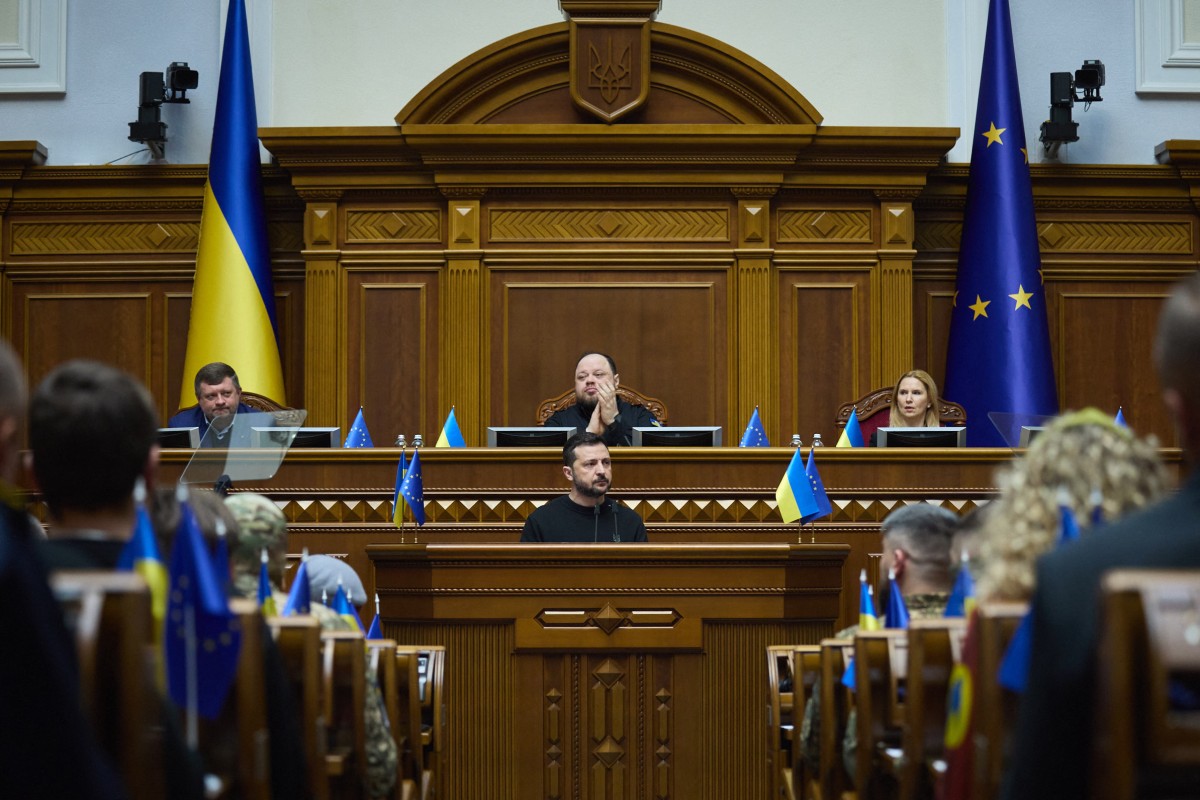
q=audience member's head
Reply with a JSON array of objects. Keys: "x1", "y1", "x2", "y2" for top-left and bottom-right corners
[
  {"x1": 306, "y1": 554, "x2": 367, "y2": 607},
  {"x1": 192, "y1": 361, "x2": 242, "y2": 422},
  {"x1": 0, "y1": 338, "x2": 26, "y2": 483},
  {"x1": 879, "y1": 503, "x2": 959, "y2": 595},
  {"x1": 1154, "y1": 272, "x2": 1200, "y2": 457},
  {"x1": 889, "y1": 369, "x2": 941, "y2": 428},
  {"x1": 29, "y1": 360, "x2": 158, "y2": 525},
  {"x1": 224, "y1": 492, "x2": 288, "y2": 597},
  {"x1": 976, "y1": 408, "x2": 1168, "y2": 601}
]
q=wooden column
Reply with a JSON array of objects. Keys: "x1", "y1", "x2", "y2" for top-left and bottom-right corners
[
  {"x1": 302, "y1": 194, "x2": 342, "y2": 426},
  {"x1": 442, "y1": 191, "x2": 485, "y2": 445},
  {"x1": 733, "y1": 191, "x2": 777, "y2": 440},
  {"x1": 872, "y1": 192, "x2": 917, "y2": 387}
]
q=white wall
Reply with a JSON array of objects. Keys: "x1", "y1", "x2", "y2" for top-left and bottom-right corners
[{"x1": 0, "y1": 0, "x2": 1196, "y2": 166}]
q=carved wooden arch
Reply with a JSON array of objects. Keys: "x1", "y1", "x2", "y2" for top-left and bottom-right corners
[{"x1": 396, "y1": 22, "x2": 823, "y2": 126}]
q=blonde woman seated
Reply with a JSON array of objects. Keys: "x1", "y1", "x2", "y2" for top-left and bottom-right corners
[{"x1": 890, "y1": 369, "x2": 942, "y2": 427}]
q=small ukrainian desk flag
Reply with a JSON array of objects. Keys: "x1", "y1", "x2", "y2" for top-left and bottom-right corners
[
  {"x1": 436, "y1": 407, "x2": 466, "y2": 448},
  {"x1": 837, "y1": 408, "x2": 864, "y2": 448},
  {"x1": 775, "y1": 446, "x2": 818, "y2": 523}
]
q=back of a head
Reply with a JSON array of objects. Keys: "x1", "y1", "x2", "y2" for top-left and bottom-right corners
[
  {"x1": 977, "y1": 409, "x2": 1169, "y2": 601},
  {"x1": 881, "y1": 503, "x2": 958, "y2": 590},
  {"x1": 30, "y1": 360, "x2": 157, "y2": 516},
  {"x1": 1155, "y1": 274, "x2": 1200, "y2": 428},
  {"x1": 224, "y1": 492, "x2": 288, "y2": 597},
  {"x1": 305, "y1": 554, "x2": 367, "y2": 607}
]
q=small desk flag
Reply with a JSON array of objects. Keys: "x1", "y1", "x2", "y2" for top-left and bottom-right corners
[
  {"x1": 344, "y1": 407, "x2": 374, "y2": 448},
  {"x1": 884, "y1": 571, "x2": 910, "y2": 629},
  {"x1": 392, "y1": 448, "x2": 408, "y2": 527},
  {"x1": 944, "y1": 551, "x2": 977, "y2": 618},
  {"x1": 800, "y1": 447, "x2": 833, "y2": 524},
  {"x1": 739, "y1": 407, "x2": 769, "y2": 447},
  {"x1": 436, "y1": 407, "x2": 466, "y2": 448},
  {"x1": 282, "y1": 549, "x2": 311, "y2": 616},
  {"x1": 775, "y1": 445, "x2": 819, "y2": 523},
  {"x1": 837, "y1": 409, "x2": 864, "y2": 448},
  {"x1": 366, "y1": 594, "x2": 383, "y2": 640},
  {"x1": 399, "y1": 448, "x2": 426, "y2": 526}
]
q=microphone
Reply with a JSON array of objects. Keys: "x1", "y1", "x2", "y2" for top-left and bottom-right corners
[{"x1": 593, "y1": 503, "x2": 601, "y2": 542}]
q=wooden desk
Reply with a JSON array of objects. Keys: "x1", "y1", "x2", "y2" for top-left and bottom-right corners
[
  {"x1": 369, "y1": 543, "x2": 848, "y2": 800},
  {"x1": 152, "y1": 446, "x2": 1183, "y2": 625}
]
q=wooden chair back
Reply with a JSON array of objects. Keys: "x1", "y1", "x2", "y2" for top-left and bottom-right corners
[
  {"x1": 853, "y1": 629, "x2": 907, "y2": 799},
  {"x1": 367, "y1": 639, "x2": 421, "y2": 800},
  {"x1": 394, "y1": 647, "x2": 430, "y2": 795},
  {"x1": 973, "y1": 603, "x2": 1028, "y2": 800},
  {"x1": 424, "y1": 645, "x2": 447, "y2": 795},
  {"x1": 197, "y1": 598, "x2": 272, "y2": 800},
  {"x1": 792, "y1": 645, "x2": 822, "y2": 800},
  {"x1": 766, "y1": 644, "x2": 796, "y2": 800},
  {"x1": 321, "y1": 629, "x2": 369, "y2": 800},
  {"x1": 51, "y1": 570, "x2": 164, "y2": 800},
  {"x1": 818, "y1": 638, "x2": 855, "y2": 800},
  {"x1": 535, "y1": 384, "x2": 669, "y2": 425},
  {"x1": 1095, "y1": 569, "x2": 1200, "y2": 800},
  {"x1": 898, "y1": 618, "x2": 967, "y2": 800},
  {"x1": 269, "y1": 615, "x2": 330, "y2": 800}
]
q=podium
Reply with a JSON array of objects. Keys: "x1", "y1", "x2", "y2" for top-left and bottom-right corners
[{"x1": 369, "y1": 542, "x2": 848, "y2": 800}]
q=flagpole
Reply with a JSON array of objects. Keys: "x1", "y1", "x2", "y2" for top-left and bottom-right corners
[{"x1": 185, "y1": 603, "x2": 198, "y2": 750}]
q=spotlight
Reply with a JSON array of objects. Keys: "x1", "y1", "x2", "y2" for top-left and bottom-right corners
[
  {"x1": 1038, "y1": 59, "x2": 1105, "y2": 158},
  {"x1": 127, "y1": 62, "x2": 199, "y2": 161}
]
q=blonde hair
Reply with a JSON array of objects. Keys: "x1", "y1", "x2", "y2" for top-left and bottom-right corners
[
  {"x1": 889, "y1": 369, "x2": 941, "y2": 427},
  {"x1": 975, "y1": 409, "x2": 1169, "y2": 601}
]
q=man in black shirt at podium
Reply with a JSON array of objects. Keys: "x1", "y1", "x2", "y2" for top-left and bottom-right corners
[{"x1": 520, "y1": 432, "x2": 648, "y2": 543}]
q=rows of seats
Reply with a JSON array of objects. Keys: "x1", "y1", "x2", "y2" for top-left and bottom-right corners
[
  {"x1": 51, "y1": 570, "x2": 445, "y2": 800},
  {"x1": 769, "y1": 570, "x2": 1200, "y2": 800}
]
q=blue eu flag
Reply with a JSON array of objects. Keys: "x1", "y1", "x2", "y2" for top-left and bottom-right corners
[
  {"x1": 944, "y1": 0, "x2": 1058, "y2": 446},
  {"x1": 739, "y1": 407, "x2": 769, "y2": 447}
]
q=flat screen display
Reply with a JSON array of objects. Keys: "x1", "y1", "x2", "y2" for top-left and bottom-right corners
[
  {"x1": 487, "y1": 427, "x2": 577, "y2": 447},
  {"x1": 874, "y1": 426, "x2": 966, "y2": 448},
  {"x1": 251, "y1": 426, "x2": 341, "y2": 448},
  {"x1": 157, "y1": 427, "x2": 200, "y2": 448},
  {"x1": 631, "y1": 426, "x2": 723, "y2": 447}
]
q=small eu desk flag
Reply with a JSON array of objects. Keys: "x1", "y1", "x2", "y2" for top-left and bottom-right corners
[
  {"x1": 344, "y1": 407, "x2": 373, "y2": 448},
  {"x1": 944, "y1": 0, "x2": 1058, "y2": 446},
  {"x1": 400, "y1": 448, "x2": 426, "y2": 525},
  {"x1": 739, "y1": 407, "x2": 769, "y2": 447}
]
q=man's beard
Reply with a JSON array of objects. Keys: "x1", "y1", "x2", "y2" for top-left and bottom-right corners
[
  {"x1": 576, "y1": 394, "x2": 597, "y2": 416},
  {"x1": 573, "y1": 476, "x2": 608, "y2": 499}
]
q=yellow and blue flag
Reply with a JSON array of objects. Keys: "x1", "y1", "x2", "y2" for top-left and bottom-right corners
[
  {"x1": 399, "y1": 448, "x2": 426, "y2": 525},
  {"x1": 858, "y1": 569, "x2": 882, "y2": 631},
  {"x1": 178, "y1": 0, "x2": 285, "y2": 409},
  {"x1": 837, "y1": 408, "x2": 864, "y2": 448},
  {"x1": 344, "y1": 407, "x2": 374, "y2": 448},
  {"x1": 365, "y1": 593, "x2": 383, "y2": 640},
  {"x1": 436, "y1": 407, "x2": 466, "y2": 448},
  {"x1": 165, "y1": 487, "x2": 242, "y2": 719},
  {"x1": 738, "y1": 406, "x2": 769, "y2": 447},
  {"x1": 944, "y1": 551, "x2": 976, "y2": 618},
  {"x1": 775, "y1": 445, "x2": 818, "y2": 523},
  {"x1": 943, "y1": 0, "x2": 1058, "y2": 446},
  {"x1": 392, "y1": 448, "x2": 408, "y2": 527},
  {"x1": 282, "y1": 549, "x2": 311, "y2": 616},
  {"x1": 331, "y1": 581, "x2": 366, "y2": 633},
  {"x1": 799, "y1": 447, "x2": 833, "y2": 524},
  {"x1": 257, "y1": 548, "x2": 277, "y2": 617},
  {"x1": 117, "y1": 482, "x2": 168, "y2": 635}
]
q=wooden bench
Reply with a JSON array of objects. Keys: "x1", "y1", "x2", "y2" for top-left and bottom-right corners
[
  {"x1": 322, "y1": 629, "x2": 369, "y2": 799},
  {"x1": 853, "y1": 628, "x2": 908, "y2": 799},
  {"x1": 767, "y1": 644, "x2": 797, "y2": 799},
  {"x1": 817, "y1": 637, "x2": 855, "y2": 800},
  {"x1": 395, "y1": 645, "x2": 446, "y2": 800},
  {"x1": 791, "y1": 645, "x2": 822, "y2": 800},
  {"x1": 1096, "y1": 569, "x2": 1200, "y2": 799},
  {"x1": 269, "y1": 615, "x2": 330, "y2": 800},
  {"x1": 972, "y1": 602, "x2": 1027, "y2": 800},
  {"x1": 898, "y1": 618, "x2": 966, "y2": 800}
]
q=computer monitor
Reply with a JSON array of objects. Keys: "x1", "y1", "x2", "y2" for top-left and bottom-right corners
[
  {"x1": 1018, "y1": 426, "x2": 1044, "y2": 447},
  {"x1": 251, "y1": 426, "x2": 341, "y2": 448},
  {"x1": 487, "y1": 426, "x2": 577, "y2": 447},
  {"x1": 632, "y1": 426, "x2": 723, "y2": 447},
  {"x1": 874, "y1": 426, "x2": 967, "y2": 448},
  {"x1": 157, "y1": 426, "x2": 200, "y2": 448}
]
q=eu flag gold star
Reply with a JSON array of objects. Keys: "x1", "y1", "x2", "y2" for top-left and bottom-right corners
[
  {"x1": 1009, "y1": 285, "x2": 1034, "y2": 310},
  {"x1": 969, "y1": 295, "x2": 991, "y2": 320},
  {"x1": 982, "y1": 122, "x2": 1006, "y2": 147}
]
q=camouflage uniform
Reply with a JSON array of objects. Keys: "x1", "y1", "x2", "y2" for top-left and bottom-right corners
[
  {"x1": 225, "y1": 493, "x2": 400, "y2": 799},
  {"x1": 798, "y1": 592, "x2": 950, "y2": 783}
]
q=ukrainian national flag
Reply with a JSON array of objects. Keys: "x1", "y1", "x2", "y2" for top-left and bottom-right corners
[
  {"x1": 775, "y1": 445, "x2": 819, "y2": 523},
  {"x1": 331, "y1": 582, "x2": 365, "y2": 633},
  {"x1": 837, "y1": 408, "x2": 864, "y2": 448},
  {"x1": 117, "y1": 488, "x2": 167, "y2": 637},
  {"x1": 858, "y1": 569, "x2": 881, "y2": 632},
  {"x1": 178, "y1": 0, "x2": 285, "y2": 409},
  {"x1": 436, "y1": 407, "x2": 466, "y2": 448},
  {"x1": 257, "y1": 549, "x2": 277, "y2": 617},
  {"x1": 943, "y1": 0, "x2": 1058, "y2": 446},
  {"x1": 392, "y1": 448, "x2": 407, "y2": 527},
  {"x1": 944, "y1": 552, "x2": 977, "y2": 618}
]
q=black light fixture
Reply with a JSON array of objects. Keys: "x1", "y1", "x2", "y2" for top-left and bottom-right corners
[
  {"x1": 127, "y1": 62, "x2": 199, "y2": 160},
  {"x1": 1039, "y1": 59, "x2": 1105, "y2": 158}
]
